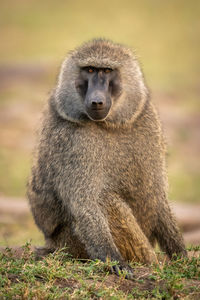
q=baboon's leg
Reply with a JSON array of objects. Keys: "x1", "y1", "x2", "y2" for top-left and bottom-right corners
[
  {"x1": 154, "y1": 203, "x2": 187, "y2": 258},
  {"x1": 29, "y1": 186, "x2": 124, "y2": 263},
  {"x1": 69, "y1": 202, "x2": 126, "y2": 264},
  {"x1": 28, "y1": 176, "x2": 127, "y2": 268},
  {"x1": 28, "y1": 186, "x2": 64, "y2": 241},
  {"x1": 105, "y1": 195, "x2": 157, "y2": 264}
]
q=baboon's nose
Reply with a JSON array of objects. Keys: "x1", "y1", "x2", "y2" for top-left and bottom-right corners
[
  {"x1": 89, "y1": 90, "x2": 105, "y2": 110},
  {"x1": 91, "y1": 99, "x2": 104, "y2": 109}
]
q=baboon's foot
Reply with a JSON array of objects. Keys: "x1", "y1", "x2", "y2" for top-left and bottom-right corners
[
  {"x1": 110, "y1": 263, "x2": 134, "y2": 280},
  {"x1": 34, "y1": 246, "x2": 55, "y2": 259}
]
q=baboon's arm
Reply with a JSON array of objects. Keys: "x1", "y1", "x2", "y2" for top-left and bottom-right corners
[
  {"x1": 66, "y1": 198, "x2": 124, "y2": 263},
  {"x1": 155, "y1": 201, "x2": 187, "y2": 258}
]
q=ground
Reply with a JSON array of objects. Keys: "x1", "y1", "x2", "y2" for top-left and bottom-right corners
[
  {"x1": 0, "y1": 245, "x2": 200, "y2": 299},
  {"x1": 0, "y1": 198, "x2": 200, "y2": 299}
]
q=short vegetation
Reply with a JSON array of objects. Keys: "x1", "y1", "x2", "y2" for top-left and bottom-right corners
[{"x1": 0, "y1": 244, "x2": 199, "y2": 299}]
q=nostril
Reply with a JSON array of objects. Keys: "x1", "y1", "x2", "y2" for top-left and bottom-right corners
[
  {"x1": 91, "y1": 100, "x2": 104, "y2": 109},
  {"x1": 91, "y1": 101, "x2": 103, "y2": 106}
]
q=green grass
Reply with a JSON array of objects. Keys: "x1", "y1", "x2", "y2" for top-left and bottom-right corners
[{"x1": 0, "y1": 244, "x2": 199, "y2": 299}]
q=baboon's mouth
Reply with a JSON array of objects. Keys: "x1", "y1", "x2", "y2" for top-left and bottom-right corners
[
  {"x1": 91, "y1": 108, "x2": 104, "y2": 111},
  {"x1": 86, "y1": 108, "x2": 110, "y2": 121}
]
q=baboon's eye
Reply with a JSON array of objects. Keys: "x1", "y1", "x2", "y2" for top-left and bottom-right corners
[
  {"x1": 88, "y1": 68, "x2": 93, "y2": 73},
  {"x1": 105, "y1": 69, "x2": 111, "y2": 73}
]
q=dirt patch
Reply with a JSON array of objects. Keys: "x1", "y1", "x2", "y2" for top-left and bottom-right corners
[
  {"x1": 95, "y1": 272, "x2": 158, "y2": 294},
  {"x1": 50, "y1": 271, "x2": 162, "y2": 295},
  {"x1": 172, "y1": 203, "x2": 200, "y2": 232},
  {"x1": 0, "y1": 63, "x2": 52, "y2": 88},
  {"x1": 0, "y1": 246, "x2": 35, "y2": 259},
  {"x1": 53, "y1": 277, "x2": 80, "y2": 290},
  {"x1": 7, "y1": 273, "x2": 19, "y2": 284},
  {"x1": 44, "y1": 268, "x2": 200, "y2": 298}
]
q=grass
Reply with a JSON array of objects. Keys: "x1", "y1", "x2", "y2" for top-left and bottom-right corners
[{"x1": 0, "y1": 243, "x2": 199, "y2": 299}]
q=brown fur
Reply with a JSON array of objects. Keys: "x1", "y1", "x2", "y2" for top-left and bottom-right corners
[{"x1": 27, "y1": 39, "x2": 186, "y2": 272}]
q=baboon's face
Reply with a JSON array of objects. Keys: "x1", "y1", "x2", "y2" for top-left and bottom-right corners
[{"x1": 76, "y1": 66, "x2": 121, "y2": 121}]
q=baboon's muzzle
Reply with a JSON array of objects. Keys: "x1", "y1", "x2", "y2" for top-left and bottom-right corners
[
  {"x1": 85, "y1": 72, "x2": 112, "y2": 121},
  {"x1": 86, "y1": 90, "x2": 111, "y2": 121}
]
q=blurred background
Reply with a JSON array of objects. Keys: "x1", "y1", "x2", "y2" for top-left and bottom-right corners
[{"x1": 0, "y1": 0, "x2": 199, "y2": 247}]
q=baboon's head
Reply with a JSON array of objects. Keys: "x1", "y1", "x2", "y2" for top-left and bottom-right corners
[
  {"x1": 75, "y1": 66, "x2": 121, "y2": 121},
  {"x1": 54, "y1": 39, "x2": 148, "y2": 127}
]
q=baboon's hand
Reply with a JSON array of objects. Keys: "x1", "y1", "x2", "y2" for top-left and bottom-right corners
[
  {"x1": 110, "y1": 264, "x2": 134, "y2": 279},
  {"x1": 34, "y1": 246, "x2": 54, "y2": 259}
]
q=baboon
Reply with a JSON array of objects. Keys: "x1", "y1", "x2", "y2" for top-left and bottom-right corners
[{"x1": 28, "y1": 39, "x2": 187, "y2": 276}]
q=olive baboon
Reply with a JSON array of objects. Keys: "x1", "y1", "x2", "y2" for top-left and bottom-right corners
[{"x1": 28, "y1": 39, "x2": 187, "y2": 276}]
